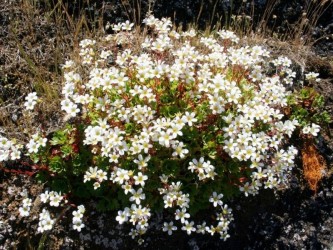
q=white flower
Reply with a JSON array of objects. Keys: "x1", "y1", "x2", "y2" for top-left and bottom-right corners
[
  {"x1": 77, "y1": 205, "x2": 85, "y2": 214},
  {"x1": 0, "y1": 137, "x2": 11, "y2": 150},
  {"x1": 196, "y1": 222, "x2": 207, "y2": 234},
  {"x1": 93, "y1": 182, "x2": 101, "y2": 189},
  {"x1": 209, "y1": 192, "x2": 223, "y2": 207},
  {"x1": 19, "y1": 206, "x2": 30, "y2": 217},
  {"x1": 62, "y1": 60, "x2": 75, "y2": 69},
  {"x1": 129, "y1": 188, "x2": 146, "y2": 205},
  {"x1": 72, "y1": 210, "x2": 83, "y2": 221},
  {"x1": 79, "y1": 39, "x2": 96, "y2": 48},
  {"x1": 309, "y1": 123, "x2": 320, "y2": 136},
  {"x1": 10, "y1": 149, "x2": 21, "y2": 160},
  {"x1": 181, "y1": 220, "x2": 196, "y2": 235},
  {"x1": 116, "y1": 209, "x2": 129, "y2": 224},
  {"x1": 37, "y1": 209, "x2": 54, "y2": 233},
  {"x1": 112, "y1": 23, "x2": 122, "y2": 32},
  {"x1": 172, "y1": 142, "x2": 189, "y2": 158},
  {"x1": 133, "y1": 172, "x2": 148, "y2": 187},
  {"x1": 122, "y1": 182, "x2": 133, "y2": 195},
  {"x1": 239, "y1": 182, "x2": 252, "y2": 197},
  {"x1": 49, "y1": 191, "x2": 63, "y2": 207},
  {"x1": 97, "y1": 169, "x2": 108, "y2": 182},
  {"x1": 302, "y1": 126, "x2": 311, "y2": 134},
  {"x1": 26, "y1": 133, "x2": 47, "y2": 154},
  {"x1": 162, "y1": 221, "x2": 177, "y2": 235},
  {"x1": 175, "y1": 208, "x2": 190, "y2": 224},
  {"x1": 22, "y1": 198, "x2": 32, "y2": 207},
  {"x1": 41, "y1": 218, "x2": 55, "y2": 231},
  {"x1": 40, "y1": 191, "x2": 49, "y2": 203},
  {"x1": 113, "y1": 168, "x2": 131, "y2": 185},
  {"x1": 158, "y1": 131, "x2": 172, "y2": 148},
  {"x1": 133, "y1": 154, "x2": 151, "y2": 170},
  {"x1": 73, "y1": 219, "x2": 85, "y2": 232},
  {"x1": 122, "y1": 20, "x2": 134, "y2": 31},
  {"x1": 181, "y1": 112, "x2": 197, "y2": 126}
]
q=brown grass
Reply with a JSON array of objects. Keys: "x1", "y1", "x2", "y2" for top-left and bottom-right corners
[
  {"x1": 225, "y1": 0, "x2": 332, "y2": 49},
  {"x1": 302, "y1": 139, "x2": 327, "y2": 193},
  {"x1": 0, "y1": 0, "x2": 105, "y2": 140}
]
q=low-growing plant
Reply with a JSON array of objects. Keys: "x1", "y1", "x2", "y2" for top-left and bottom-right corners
[
  {"x1": 286, "y1": 73, "x2": 331, "y2": 192},
  {"x1": 287, "y1": 83, "x2": 331, "y2": 127},
  {"x1": 1, "y1": 15, "x2": 330, "y2": 244}
]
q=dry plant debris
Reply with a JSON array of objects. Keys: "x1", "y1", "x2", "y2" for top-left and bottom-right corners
[{"x1": 302, "y1": 138, "x2": 327, "y2": 192}]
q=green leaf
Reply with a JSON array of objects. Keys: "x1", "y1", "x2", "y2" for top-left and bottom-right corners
[
  {"x1": 49, "y1": 155, "x2": 65, "y2": 173},
  {"x1": 145, "y1": 179, "x2": 160, "y2": 190},
  {"x1": 313, "y1": 111, "x2": 331, "y2": 124},
  {"x1": 50, "y1": 130, "x2": 67, "y2": 146},
  {"x1": 30, "y1": 153, "x2": 40, "y2": 164},
  {"x1": 125, "y1": 122, "x2": 134, "y2": 134},
  {"x1": 162, "y1": 159, "x2": 180, "y2": 175},
  {"x1": 96, "y1": 198, "x2": 120, "y2": 212},
  {"x1": 50, "y1": 178, "x2": 69, "y2": 193},
  {"x1": 35, "y1": 171, "x2": 48, "y2": 183},
  {"x1": 61, "y1": 145, "x2": 73, "y2": 158},
  {"x1": 145, "y1": 192, "x2": 163, "y2": 211},
  {"x1": 216, "y1": 133, "x2": 225, "y2": 144},
  {"x1": 72, "y1": 154, "x2": 88, "y2": 176},
  {"x1": 312, "y1": 95, "x2": 325, "y2": 108},
  {"x1": 73, "y1": 183, "x2": 91, "y2": 198}
]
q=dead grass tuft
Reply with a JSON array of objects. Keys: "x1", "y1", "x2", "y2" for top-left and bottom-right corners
[{"x1": 302, "y1": 139, "x2": 327, "y2": 193}]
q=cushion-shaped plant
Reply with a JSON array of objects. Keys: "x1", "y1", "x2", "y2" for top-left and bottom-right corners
[{"x1": 3, "y1": 15, "x2": 327, "y2": 244}]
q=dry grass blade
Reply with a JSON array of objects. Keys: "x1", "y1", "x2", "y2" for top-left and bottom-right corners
[{"x1": 302, "y1": 139, "x2": 327, "y2": 193}]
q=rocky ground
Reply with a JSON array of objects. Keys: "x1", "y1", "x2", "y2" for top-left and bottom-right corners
[
  {"x1": 1, "y1": 0, "x2": 333, "y2": 249},
  {"x1": 1, "y1": 154, "x2": 333, "y2": 249}
]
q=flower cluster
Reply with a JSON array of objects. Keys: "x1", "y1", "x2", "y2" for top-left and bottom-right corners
[
  {"x1": 26, "y1": 132, "x2": 47, "y2": 154},
  {"x1": 72, "y1": 205, "x2": 85, "y2": 232},
  {"x1": 302, "y1": 123, "x2": 321, "y2": 137},
  {"x1": 18, "y1": 198, "x2": 33, "y2": 217},
  {"x1": 24, "y1": 92, "x2": 38, "y2": 110},
  {"x1": 158, "y1": 182, "x2": 233, "y2": 240},
  {"x1": 0, "y1": 136, "x2": 22, "y2": 162},
  {"x1": 40, "y1": 190, "x2": 63, "y2": 207},
  {"x1": 20, "y1": 190, "x2": 66, "y2": 233},
  {"x1": 305, "y1": 72, "x2": 320, "y2": 82},
  {"x1": 83, "y1": 167, "x2": 108, "y2": 189},
  {"x1": 19, "y1": 190, "x2": 84, "y2": 234},
  {"x1": 37, "y1": 209, "x2": 55, "y2": 233},
  {"x1": 188, "y1": 157, "x2": 216, "y2": 180},
  {"x1": 116, "y1": 205, "x2": 151, "y2": 241}
]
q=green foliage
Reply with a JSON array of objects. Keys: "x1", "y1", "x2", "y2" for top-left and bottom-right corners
[
  {"x1": 162, "y1": 159, "x2": 180, "y2": 175},
  {"x1": 49, "y1": 155, "x2": 65, "y2": 173},
  {"x1": 50, "y1": 130, "x2": 68, "y2": 146},
  {"x1": 96, "y1": 198, "x2": 120, "y2": 212},
  {"x1": 50, "y1": 178, "x2": 70, "y2": 193},
  {"x1": 289, "y1": 87, "x2": 331, "y2": 126}
]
